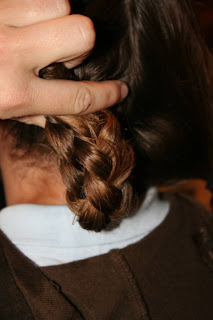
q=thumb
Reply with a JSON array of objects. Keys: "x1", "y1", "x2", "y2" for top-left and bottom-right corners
[{"x1": 27, "y1": 79, "x2": 129, "y2": 116}]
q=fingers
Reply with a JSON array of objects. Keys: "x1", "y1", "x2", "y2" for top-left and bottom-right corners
[
  {"x1": 12, "y1": 115, "x2": 46, "y2": 128},
  {"x1": 0, "y1": 0, "x2": 71, "y2": 27},
  {"x1": 26, "y1": 79, "x2": 129, "y2": 116},
  {"x1": 17, "y1": 15, "x2": 96, "y2": 73},
  {"x1": 0, "y1": 1, "x2": 130, "y2": 123}
]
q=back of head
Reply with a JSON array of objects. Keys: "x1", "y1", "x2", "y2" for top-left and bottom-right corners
[{"x1": 2, "y1": 0, "x2": 213, "y2": 231}]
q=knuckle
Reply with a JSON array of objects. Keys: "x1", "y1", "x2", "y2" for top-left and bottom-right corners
[
  {"x1": 78, "y1": 16, "x2": 96, "y2": 50},
  {"x1": 73, "y1": 87, "x2": 93, "y2": 114}
]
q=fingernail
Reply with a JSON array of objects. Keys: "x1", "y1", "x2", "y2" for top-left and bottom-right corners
[{"x1": 120, "y1": 83, "x2": 129, "y2": 101}]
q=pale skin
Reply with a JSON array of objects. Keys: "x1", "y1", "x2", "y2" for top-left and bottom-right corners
[
  {"x1": 0, "y1": 133, "x2": 67, "y2": 206},
  {"x1": 0, "y1": 0, "x2": 128, "y2": 127},
  {"x1": 0, "y1": 0, "x2": 128, "y2": 205}
]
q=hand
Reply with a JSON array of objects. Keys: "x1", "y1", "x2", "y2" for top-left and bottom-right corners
[{"x1": 0, "y1": 0, "x2": 128, "y2": 126}]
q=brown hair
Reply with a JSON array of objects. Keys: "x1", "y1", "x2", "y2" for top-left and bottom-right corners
[{"x1": 3, "y1": 0, "x2": 213, "y2": 231}]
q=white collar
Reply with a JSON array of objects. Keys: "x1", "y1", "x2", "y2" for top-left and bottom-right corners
[
  {"x1": 0, "y1": 188, "x2": 168, "y2": 248},
  {"x1": 0, "y1": 188, "x2": 169, "y2": 266}
]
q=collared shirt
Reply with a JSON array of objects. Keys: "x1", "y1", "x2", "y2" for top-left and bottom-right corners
[{"x1": 0, "y1": 188, "x2": 169, "y2": 267}]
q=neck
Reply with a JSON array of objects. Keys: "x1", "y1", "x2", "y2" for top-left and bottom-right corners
[{"x1": 1, "y1": 157, "x2": 66, "y2": 206}]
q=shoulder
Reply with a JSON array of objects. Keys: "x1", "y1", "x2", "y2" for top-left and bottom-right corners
[{"x1": 118, "y1": 193, "x2": 213, "y2": 319}]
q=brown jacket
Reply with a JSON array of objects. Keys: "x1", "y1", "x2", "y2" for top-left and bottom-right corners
[{"x1": 1, "y1": 194, "x2": 213, "y2": 319}]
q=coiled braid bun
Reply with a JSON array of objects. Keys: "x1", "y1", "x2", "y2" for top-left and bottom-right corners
[
  {"x1": 37, "y1": 0, "x2": 136, "y2": 232},
  {"x1": 45, "y1": 111, "x2": 135, "y2": 232}
]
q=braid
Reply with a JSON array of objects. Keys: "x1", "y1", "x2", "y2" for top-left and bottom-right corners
[{"x1": 45, "y1": 110, "x2": 134, "y2": 232}]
